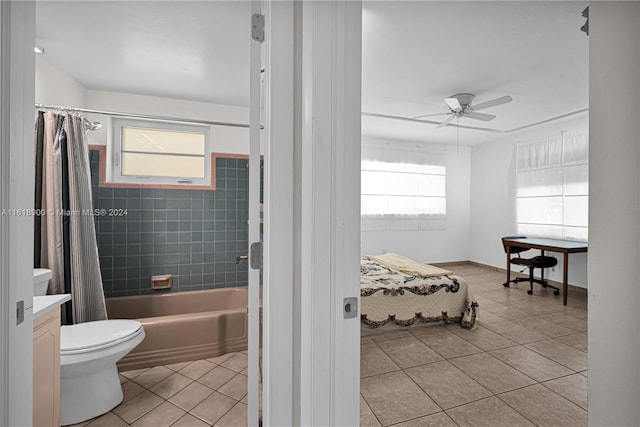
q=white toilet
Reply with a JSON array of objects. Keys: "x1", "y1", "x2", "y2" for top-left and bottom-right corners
[
  {"x1": 33, "y1": 269, "x2": 145, "y2": 424},
  {"x1": 60, "y1": 319, "x2": 145, "y2": 425}
]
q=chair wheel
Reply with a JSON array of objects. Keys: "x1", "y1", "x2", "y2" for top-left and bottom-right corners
[
  {"x1": 527, "y1": 290, "x2": 533, "y2": 295},
  {"x1": 554, "y1": 290, "x2": 560, "y2": 295},
  {"x1": 503, "y1": 282, "x2": 510, "y2": 288}
]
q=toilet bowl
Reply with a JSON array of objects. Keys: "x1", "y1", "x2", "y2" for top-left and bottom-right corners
[{"x1": 60, "y1": 319, "x2": 145, "y2": 425}]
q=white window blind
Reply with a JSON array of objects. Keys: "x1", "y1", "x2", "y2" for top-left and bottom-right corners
[
  {"x1": 516, "y1": 130, "x2": 588, "y2": 241},
  {"x1": 361, "y1": 144, "x2": 446, "y2": 217}
]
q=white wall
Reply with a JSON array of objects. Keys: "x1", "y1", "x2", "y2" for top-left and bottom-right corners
[
  {"x1": 34, "y1": 58, "x2": 249, "y2": 154},
  {"x1": 85, "y1": 91, "x2": 249, "y2": 154},
  {"x1": 360, "y1": 136, "x2": 470, "y2": 263},
  {"x1": 469, "y1": 115, "x2": 589, "y2": 288},
  {"x1": 588, "y1": 2, "x2": 640, "y2": 425},
  {"x1": 35, "y1": 56, "x2": 87, "y2": 108}
]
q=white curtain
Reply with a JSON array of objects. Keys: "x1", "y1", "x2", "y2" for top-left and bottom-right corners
[
  {"x1": 516, "y1": 130, "x2": 589, "y2": 241},
  {"x1": 35, "y1": 111, "x2": 107, "y2": 323}
]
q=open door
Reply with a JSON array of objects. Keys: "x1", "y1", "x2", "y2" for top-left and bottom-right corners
[{"x1": 247, "y1": 2, "x2": 263, "y2": 426}]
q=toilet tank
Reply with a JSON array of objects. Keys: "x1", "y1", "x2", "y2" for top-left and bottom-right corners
[{"x1": 33, "y1": 268, "x2": 52, "y2": 296}]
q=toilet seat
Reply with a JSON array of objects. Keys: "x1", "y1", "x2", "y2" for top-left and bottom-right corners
[{"x1": 61, "y1": 319, "x2": 143, "y2": 355}]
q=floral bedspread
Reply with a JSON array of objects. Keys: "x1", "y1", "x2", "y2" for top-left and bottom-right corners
[{"x1": 360, "y1": 257, "x2": 478, "y2": 329}]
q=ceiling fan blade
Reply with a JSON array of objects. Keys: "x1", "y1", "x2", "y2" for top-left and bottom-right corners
[
  {"x1": 436, "y1": 115, "x2": 455, "y2": 128},
  {"x1": 412, "y1": 112, "x2": 449, "y2": 119},
  {"x1": 464, "y1": 111, "x2": 496, "y2": 122},
  {"x1": 444, "y1": 97, "x2": 462, "y2": 111},
  {"x1": 470, "y1": 95, "x2": 513, "y2": 111}
]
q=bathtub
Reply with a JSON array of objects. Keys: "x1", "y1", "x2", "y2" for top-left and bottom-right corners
[{"x1": 105, "y1": 288, "x2": 248, "y2": 371}]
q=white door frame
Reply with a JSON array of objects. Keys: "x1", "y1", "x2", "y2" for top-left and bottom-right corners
[
  {"x1": 0, "y1": 1, "x2": 36, "y2": 425},
  {"x1": 262, "y1": 1, "x2": 362, "y2": 425}
]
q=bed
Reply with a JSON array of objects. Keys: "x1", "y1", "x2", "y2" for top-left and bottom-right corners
[{"x1": 360, "y1": 253, "x2": 478, "y2": 329}]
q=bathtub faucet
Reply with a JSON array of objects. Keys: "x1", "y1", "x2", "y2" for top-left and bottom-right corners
[{"x1": 236, "y1": 255, "x2": 248, "y2": 264}]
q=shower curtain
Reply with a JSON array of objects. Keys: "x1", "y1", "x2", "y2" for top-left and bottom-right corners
[{"x1": 34, "y1": 111, "x2": 107, "y2": 324}]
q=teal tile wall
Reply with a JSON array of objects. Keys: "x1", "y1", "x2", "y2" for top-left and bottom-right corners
[{"x1": 89, "y1": 150, "x2": 249, "y2": 297}]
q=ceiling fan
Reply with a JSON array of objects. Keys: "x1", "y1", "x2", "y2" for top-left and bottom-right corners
[{"x1": 414, "y1": 93, "x2": 513, "y2": 128}]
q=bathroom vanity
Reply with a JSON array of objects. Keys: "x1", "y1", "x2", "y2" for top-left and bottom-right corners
[{"x1": 33, "y1": 294, "x2": 70, "y2": 427}]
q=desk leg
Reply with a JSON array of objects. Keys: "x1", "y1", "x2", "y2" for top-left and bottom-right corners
[
  {"x1": 505, "y1": 245, "x2": 511, "y2": 286},
  {"x1": 563, "y1": 252, "x2": 569, "y2": 306},
  {"x1": 540, "y1": 249, "x2": 545, "y2": 283}
]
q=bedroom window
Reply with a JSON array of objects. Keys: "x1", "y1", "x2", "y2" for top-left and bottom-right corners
[
  {"x1": 515, "y1": 130, "x2": 588, "y2": 241},
  {"x1": 361, "y1": 160, "x2": 446, "y2": 216},
  {"x1": 112, "y1": 118, "x2": 211, "y2": 186}
]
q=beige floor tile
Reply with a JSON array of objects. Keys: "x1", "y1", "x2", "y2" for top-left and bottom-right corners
[
  {"x1": 405, "y1": 360, "x2": 492, "y2": 410},
  {"x1": 368, "y1": 329, "x2": 413, "y2": 342},
  {"x1": 376, "y1": 336, "x2": 443, "y2": 368},
  {"x1": 84, "y1": 412, "x2": 128, "y2": 427},
  {"x1": 119, "y1": 374, "x2": 128, "y2": 384},
  {"x1": 112, "y1": 390, "x2": 164, "y2": 424},
  {"x1": 179, "y1": 359, "x2": 217, "y2": 380},
  {"x1": 482, "y1": 321, "x2": 548, "y2": 344},
  {"x1": 481, "y1": 289, "x2": 531, "y2": 304},
  {"x1": 564, "y1": 308, "x2": 588, "y2": 319},
  {"x1": 415, "y1": 330, "x2": 483, "y2": 359},
  {"x1": 218, "y1": 373, "x2": 248, "y2": 400},
  {"x1": 220, "y1": 352, "x2": 248, "y2": 373},
  {"x1": 449, "y1": 352, "x2": 536, "y2": 394},
  {"x1": 446, "y1": 396, "x2": 535, "y2": 427},
  {"x1": 361, "y1": 371, "x2": 441, "y2": 426},
  {"x1": 207, "y1": 352, "x2": 235, "y2": 365},
  {"x1": 121, "y1": 379, "x2": 145, "y2": 403},
  {"x1": 539, "y1": 313, "x2": 588, "y2": 331},
  {"x1": 554, "y1": 332, "x2": 588, "y2": 352},
  {"x1": 508, "y1": 300, "x2": 567, "y2": 316},
  {"x1": 477, "y1": 304, "x2": 525, "y2": 321},
  {"x1": 361, "y1": 336, "x2": 374, "y2": 344},
  {"x1": 490, "y1": 346, "x2": 574, "y2": 382},
  {"x1": 513, "y1": 317, "x2": 577, "y2": 338},
  {"x1": 580, "y1": 370, "x2": 588, "y2": 378},
  {"x1": 170, "y1": 413, "x2": 210, "y2": 427},
  {"x1": 130, "y1": 366, "x2": 175, "y2": 388},
  {"x1": 215, "y1": 401, "x2": 247, "y2": 427},
  {"x1": 132, "y1": 401, "x2": 185, "y2": 427},
  {"x1": 361, "y1": 342, "x2": 400, "y2": 378},
  {"x1": 190, "y1": 391, "x2": 238, "y2": 425},
  {"x1": 499, "y1": 384, "x2": 587, "y2": 426},
  {"x1": 543, "y1": 373, "x2": 588, "y2": 410},
  {"x1": 120, "y1": 367, "x2": 150, "y2": 380},
  {"x1": 169, "y1": 381, "x2": 215, "y2": 412},
  {"x1": 447, "y1": 325, "x2": 518, "y2": 351},
  {"x1": 165, "y1": 361, "x2": 192, "y2": 372},
  {"x1": 525, "y1": 339, "x2": 588, "y2": 371},
  {"x1": 149, "y1": 372, "x2": 194, "y2": 399},
  {"x1": 476, "y1": 310, "x2": 506, "y2": 324},
  {"x1": 360, "y1": 395, "x2": 382, "y2": 427},
  {"x1": 387, "y1": 411, "x2": 457, "y2": 427},
  {"x1": 197, "y1": 365, "x2": 237, "y2": 390}
]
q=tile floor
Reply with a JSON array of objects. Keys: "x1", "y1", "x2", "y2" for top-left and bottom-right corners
[
  {"x1": 71, "y1": 263, "x2": 587, "y2": 426},
  {"x1": 360, "y1": 263, "x2": 588, "y2": 427},
  {"x1": 68, "y1": 352, "x2": 253, "y2": 427}
]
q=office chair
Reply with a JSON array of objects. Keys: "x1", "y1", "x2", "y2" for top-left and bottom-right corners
[{"x1": 502, "y1": 236, "x2": 560, "y2": 296}]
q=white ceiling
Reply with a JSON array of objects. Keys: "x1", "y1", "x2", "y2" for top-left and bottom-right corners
[{"x1": 35, "y1": 1, "x2": 589, "y2": 146}]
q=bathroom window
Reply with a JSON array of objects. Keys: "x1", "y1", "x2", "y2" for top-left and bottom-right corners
[{"x1": 112, "y1": 118, "x2": 211, "y2": 186}]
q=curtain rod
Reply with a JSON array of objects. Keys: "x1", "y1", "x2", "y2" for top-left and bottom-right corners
[{"x1": 35, "y1": 104, "x2": 250, "y2": 129}]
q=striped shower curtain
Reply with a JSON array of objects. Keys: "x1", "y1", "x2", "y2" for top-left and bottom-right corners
[{"x1": 34, "y1": 111, "x2": 107, "y2": 324}]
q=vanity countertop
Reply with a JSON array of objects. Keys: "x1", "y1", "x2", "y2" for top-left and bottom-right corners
[{"x1": 33, "y1": 294, "x2": 71, "y2": 319}]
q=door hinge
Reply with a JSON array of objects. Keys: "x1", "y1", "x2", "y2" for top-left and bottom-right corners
[
  {"x1": 250, "y1": 241, "x2": 263, "y2": 270},
  {"x1": 16, "y1": 300, "x2": 24, "y2": 325},
  {"x1": 251, "y1": 13, "x2": 265, "y2": 43}
]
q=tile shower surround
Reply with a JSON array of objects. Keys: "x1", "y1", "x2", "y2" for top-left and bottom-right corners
[{"x1": 89, "y1": 150, "x2": 249, "y2": 297}]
